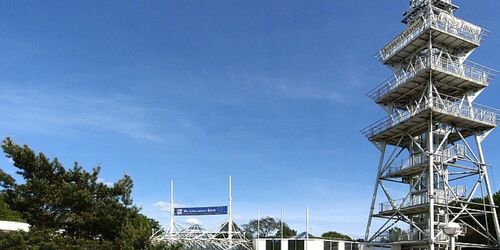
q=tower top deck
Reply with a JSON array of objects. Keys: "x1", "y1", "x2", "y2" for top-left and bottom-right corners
[{"x1": 403, "y1": 0, "x2": 458, "y2": 24}]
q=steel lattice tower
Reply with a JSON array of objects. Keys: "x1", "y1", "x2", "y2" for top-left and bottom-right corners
[{"x1": 362, "y1": 1, "x2": 500, "y2": 250}]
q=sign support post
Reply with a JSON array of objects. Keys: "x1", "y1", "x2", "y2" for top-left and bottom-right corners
[
  {"x1": 168, "y1": 179, "x2": 174, "y2": 238},
  {"x1": 228, "y1": 176, "x2": 233, "y2": 245}
]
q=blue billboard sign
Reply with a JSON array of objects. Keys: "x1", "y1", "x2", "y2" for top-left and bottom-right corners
[{"x1": 174, "y1": 206, "x2": 228, "y2": 216}]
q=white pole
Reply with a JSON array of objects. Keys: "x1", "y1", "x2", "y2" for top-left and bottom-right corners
[
  {"x1": 281, "y1": 208, "x2": 284, "y2": 239},
  {"x1": 168, "y1": 179, "x2": 174, "y2": 237},
  {"x1": 306, "y1": 207, "x2": 309, "y2": 250},
  {"x1": 257, "y1": 208, "x2": 261, "y2": 239},
  {"x1": 228, "y1": 176, "x2": 233, "y2": 244}
]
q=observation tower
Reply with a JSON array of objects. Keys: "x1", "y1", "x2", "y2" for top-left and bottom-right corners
[{"x1": 362, "y1": 1, "x2": 500, "y2": 250}]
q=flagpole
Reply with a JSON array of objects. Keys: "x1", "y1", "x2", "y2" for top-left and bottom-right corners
[
  {"x1": 306, "y1": 207, "x2": 309, "y2": 250},
  {"x1": 281, "y1": 208, "x2": 284, "y2": 239},
  {"x1": 257, "y1": 208, "x2": 261, "y2": 239}
]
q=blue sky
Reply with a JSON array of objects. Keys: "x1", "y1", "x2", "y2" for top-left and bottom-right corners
[{"x1": 1, "y1": 0, "x2": 499, "y2": 238}]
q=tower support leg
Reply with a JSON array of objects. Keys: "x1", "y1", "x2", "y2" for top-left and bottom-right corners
[
  {"x1": 365, "y1": 143, "x2": 387, "y2": 241},
  {"x1": 428, "y1": 118, "x2": 435, "y2": 250},
  {"x1": 475, "y1": 135, "x2": 500, "y2": 243}
]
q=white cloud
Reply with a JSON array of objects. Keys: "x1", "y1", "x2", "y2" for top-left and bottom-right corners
[
  {"x1": 96, "y1": 177, "x2": 114, "y2": 187},
  {"x1": 274, "y1": 83, "x2": 344, "y2": 103},
  {"x1": 0, "y1": 86, "x2": 160, "y2": 142},
  {"x1": 153, "y1": 201, "x2": 182, "y2": 212},
  {"x1": 6, "y1": 158, "x2": 14, "y2": 165},
  {"x1": 232, "y1": 214, "x2": 242, "y2": 222},
  {"x1": 185, "y1": 218, "x2": 202, "y2": 225},
  {"x1": 241, "y1": 74, "x2": 346, "y2": 103}
]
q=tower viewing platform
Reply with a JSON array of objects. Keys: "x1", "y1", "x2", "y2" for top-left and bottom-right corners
[
  {"x1": 377, "y1": 185, "x2": 467, "y2": 216},
  {"x1": 361, "y1": 96, "x2": 498, "y2": 146},
  {"x1": 368, "y1": 53, "x2": 496, "y2": 106},
  {"x1": 378, "y1": 12, "x2": 486, "y2": 65},
  {"x1": 384, "y1": 144, "x2": 466, "y2": 178}
]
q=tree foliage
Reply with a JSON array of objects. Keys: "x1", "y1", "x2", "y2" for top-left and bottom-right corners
[
  {"x1": 321, "y1": 231, "x2": 352, "y2": 241},
  {"x1": 275, "y1": 223, "x2": 297, "y2": 238},
  {"x1": 459, "y1": 191, "x2": 500, "y2": 244},
  {"x1": 0, "y1": 193, "x2": 23, "y2": 222},
  {"x1": 243, "y1": 217, "x2": 297, "y2": 239},
  {"x1": 0, "y1": 138, "x2": 161, "y2": 249}
]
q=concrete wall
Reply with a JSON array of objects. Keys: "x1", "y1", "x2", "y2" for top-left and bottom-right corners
[
  {"x1": 281, "y1": 240, "x2": 288, "y2": 250},
  {"x1": 305, "y1": 240, "x2": 323, "y2": 249},
  {"x1": 339, "y1": 241, "x2": 345, "y2": 250},
  {"x1": 253, "y1": 239, "x2": 266, "y2": 250}
]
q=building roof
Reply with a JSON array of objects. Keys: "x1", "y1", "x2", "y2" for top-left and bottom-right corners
[{"x1": 295, "y1": 232, "x2": 315, "y2": 239}]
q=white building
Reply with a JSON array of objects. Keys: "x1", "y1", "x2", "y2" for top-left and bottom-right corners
[
  {"x1": 253, "y1": 238, "x2": 361, "y2": 250},
  {"x1": 0, "y1": 220, "x2": 29, "y2": 232}
]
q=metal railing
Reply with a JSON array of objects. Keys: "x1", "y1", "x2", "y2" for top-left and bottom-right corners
[
  {"x1": 361, "y1": 97, "x2": 498, "y2": 139},
  {"x1": 434, "y1": 56, "x2": 494, "y2": 84},
  {"x1": 378, "y1": 13, "x2": 486, "y2": 62},
  {"x1": 374, "y1": 228, "x2": 449, "y2": 243},
  {"x1": 379, "y1": 192, "x2": 428, "y2": 212},
  {"x1": 379, "y1": 186, "x2": 467, "y2": 213},
  {"x1": 435, "y1": 186, "x2": 467, "y2": 204},
  {"x1": 434, "y1": 97, "x2": 497, "y2": 125},
  {"x1": 386, "y1": 144, "x2": 466, "y2": 176},
  {"x1": 367, "y1": 53, "x2": 495, "y2": 102}
]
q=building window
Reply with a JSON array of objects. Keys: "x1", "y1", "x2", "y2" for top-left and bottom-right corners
[
  {"x1": 352, "y1": 243, "x2": 359, "y2": 250},
  {"x1": 345, "y1": 242, "x2": 352, "y2": 250},
  {"x1": 289, "y1": 240, "x2": 304, "y2": 250},
  {"x1": 324, "y1": 241, "x2": 339, "y2": 250},
  {"x1": 266, "y1": 240, "x2": 281, "y2": 250}
]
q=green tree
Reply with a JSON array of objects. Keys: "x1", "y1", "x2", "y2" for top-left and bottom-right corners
[
  {"x1": 321, "y1": 231, "x2": 352, "y2": 241},
  {"x1": 243, "y1": 217, "x2": 297, "y2": 239},
  {"x1": 0, "y1": 193, "x2": 23, "y2": 222},
  {"x1": 147, "y1": 241, "x2": 184, "y2": 250},
  {"x1": 0, "y1": 137, "x2": 159, "y2": 249},
  {"x1": 460, "y1": 191, "x2": 500, "y2": 244},
  {"x1": 275, "y1": 223, "x2": 297, "y2": 238}
]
